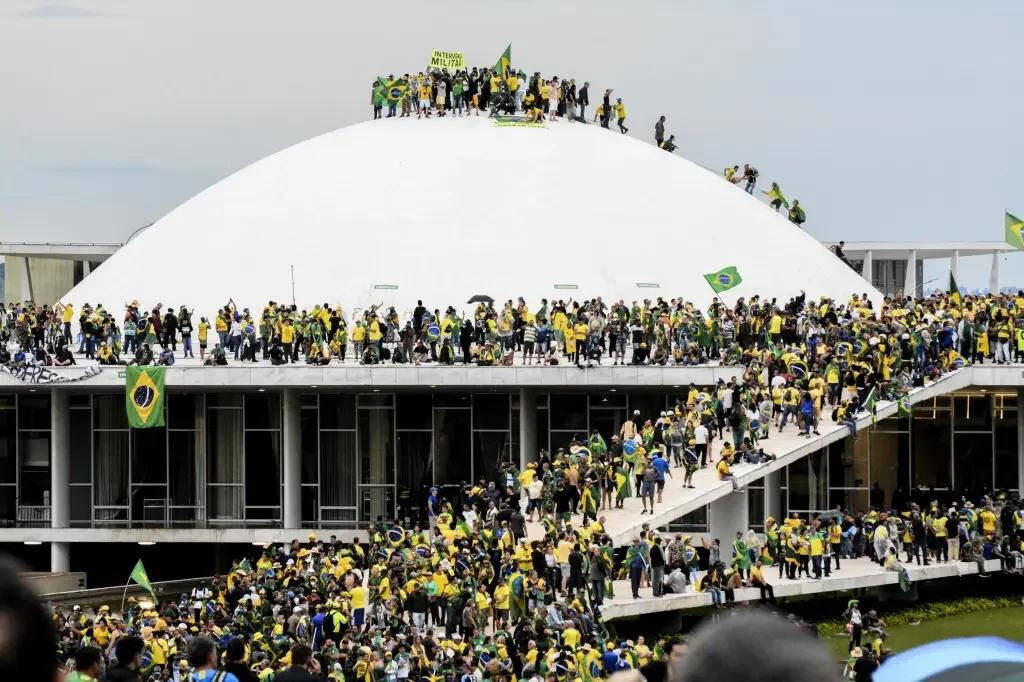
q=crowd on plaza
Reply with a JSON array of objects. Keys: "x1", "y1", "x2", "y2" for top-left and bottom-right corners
[{"x1": 40, "y1": 384, "x2": 1024, "y2": 680}]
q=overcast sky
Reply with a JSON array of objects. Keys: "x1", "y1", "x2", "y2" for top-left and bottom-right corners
[{"x1": 2, "y1": 0, "x2": 1022, "y2": 288}]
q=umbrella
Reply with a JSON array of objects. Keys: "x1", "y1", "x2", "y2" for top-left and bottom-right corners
[
  {"x1": 467, "y1": 294, "x2": 494, "y2": 304},
  {"x1": 875, "y1": 637, "x2": 1024, "y2": 682}
]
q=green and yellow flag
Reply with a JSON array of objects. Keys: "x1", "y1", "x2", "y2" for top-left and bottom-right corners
[
  {"x1": 704, "y1": 266, "x2": 742, "y2": 294},
  {"x1": 494, "y1": 43, "x2": 511, "y2": 78},
  {"x1": 130, "y1": 559, "x2": 157, "y2": 600},
  {"x1": 1007, "y1": 212, "x2": 1024, "y2": 250},
  {"x1": 126, "y1": 366, "x2": 165, "y2": 428},
  {"x1": 949, "y1": 270, "x2": 961, "y2": 305}
]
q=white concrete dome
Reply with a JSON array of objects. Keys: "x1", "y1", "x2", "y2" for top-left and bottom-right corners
[{"x1": 65, "y1": 117, "x2": 876, "y2": 319}]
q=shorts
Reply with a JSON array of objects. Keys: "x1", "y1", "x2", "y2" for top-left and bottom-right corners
[
  {"x1": 495, "y1": 609, "x2": 509, "y2": 621},
  {"x1": 656, "y1": 479, "x2": 665, "y2": 492},
  {"x1": 560, "y1": 562, "x2": 571, "y2": 577},
  {"x1": 353, "y1": 608, "x2": 365, "y2": 626},
  {"x1": 420, "y1": 99, "x2": 430, "y2": 109},
  {"x1": 199, "y1": 341, "x2": 207, "y2": 349},
  {"x1": 529, "y1": 498, "x2": 542, "y2": 511}
]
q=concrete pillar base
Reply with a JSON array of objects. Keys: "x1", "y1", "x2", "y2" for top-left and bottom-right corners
[{"x1": 51, "y1": 542, "x2": 70, "y2": 573}]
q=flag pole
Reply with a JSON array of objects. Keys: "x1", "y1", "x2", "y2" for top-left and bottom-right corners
[
  {"x1": 291, "y1": 265, "x2": 296, "y2": 308},
  {"x1": 119, "y1": 573, "x2": 132, "y2": 615}
]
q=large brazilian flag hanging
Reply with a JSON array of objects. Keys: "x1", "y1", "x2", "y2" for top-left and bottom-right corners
[{"x1": 126, "y1": 366, "x2": 165, "y2": 428}]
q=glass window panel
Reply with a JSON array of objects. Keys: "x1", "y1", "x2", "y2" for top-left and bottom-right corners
[
  {"x1": 357, "y1": 394, "x2": 393, "y2": 408},
  {"x1": 869, "y1": 431, "x2": 909, "y2": 508},
  {"x1": 549, "y1": 394, "x2": 586, "y2": 430},
  {"x1": 536, "y1": 408, "x2": 549, "y2": 454},
  {"x1": 828, "y1": 437, "x2": 869, "y2": 489},
  {"x1": 302, "y1": 485, "x2": 318, "y2": 524},
  {"x1": 0, "y1": 409, "x2": 15, "y2": 484},
  {"x1": 93, "y1": 395, "x2": 127, "y2": 430},
  {"x1": 433, "y1": 394, "x2": 470, "y2": 408},
  {"x1": 627, "y1": 394, "x2": 666, "y2": 425},
  {"x1": 396, "y1": 395, "x2": 432, "y2": 430},
  {"x1": 912, "y1": 411, "x2": 952, "y2": 489},
  {"x1": 131, "y1": 427, "x2": 167, "y2": 484},
  {"x1": 994, "y1": 423, "x2": 1018, "y2": 492},
  {"x1": 954, "y1": 433, "x2": 993, "y2": 494},
  {"x1": 69, "y1": 409, "x2": 91, "y2": 484},
  {"x1": 168, "y1": 431, "x2": 202, "y2": 507},
  {"x1": 19, "y1": 431, "x2": 50, "y2": 468},
  {"x1": 18, "y1": 395, "x2": 51, "y2": 430},
  {"x1": 245, "y1": 431, "x2": 281, "y2": 506},
  {"x1": 301, "y1": 410, "x2": 318, "y2": 485},
  {"x1": 207, "y1": 486, "x2": 242, "y2": 521},
  {"x1": 667, "y1": 505, "x2": 708, "y2": 533},
  {"x1": 954, "y1": 394, "x2": 992, "y2": 431},
  {"x1": 245, "y1": 393, "x2": 281, "y2": 430},
  {"x1": 301, "y1": 393, "x2": 318, "y2": 408},
  {"x1": 592, "y1": 393, "x2": 627, "y2": 408},
  {"x1": 0, "y1": 396, "x2": 12, "y2": 409},
  {"x1": 358, "y1": 409, "x2": 394, "y2": 485},
  {"x1": 361, "y1": 486, "x2": 394, "y2": 523},
  {"x1": 434, "y1": 409, "x2": 471, "y2": 485},
  {"x1": 168, "y1": 394, "x2": 202, "y2": 429},
  {"x1": 320, "y1": 394, "x2": 356, "y2": 429},
  {"x1": 397, "y1": 431, "x2": 432, "y2": 495},
  {"x1": 207, "y1": 409, "x2": 242, "y2": 484},
  {"x1": 207, "y1": 394, "x2": 243, "y2": 408},
  {"x1": 787, "y1": 451, "x2": 827, "y2": 512},
  {"x1": 70, "y1": 485, "x2": 91, "y2": 523},
  {"x1": 0, "y1": 485, "x2": 13, "y2": 524},
  {"x1": 131, "y1": 485, "x2": 167, "y2": 525},
  {"x1": 93, "y1": 431, "x2": 128, "y2": 507},
  {"x1": 748, "y1": 488, "x2": 765, "y2": 530},
  {"x1": 828, "y1": 489, "x2": 869, "y2": 516},
  {"x1": 873, "y1": 416, "x2": 907, "y2": 433},
  {"x1": 320, "y1": 431, "x2": 357, "y2": 508},
  {"x1": 473, "y1": 431, "x2": 510, "y2": 485},
  {"x1": 473, "y1": 394, "x2": 509, "y2": 430},
  {"x1": 589, "y1": 409, "x2": 626, "y2": 442},
  {"x1": 68, "y1": 394, "x2": 90, "y2": 407}
]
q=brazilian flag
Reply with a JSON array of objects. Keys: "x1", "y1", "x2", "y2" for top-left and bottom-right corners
[
  {"x1": 949, "y1": 270, "x2": 961, "y2": 306},
  {"x1": 897, "y1": 395, "x2": 911, "y2": 419},
  {"x1": 704, "y1": 266, "x2": 742, "y2": 294},
  {"x1": 1006, "y1": 212, "x2": 1024, "y2": 250},
  {"x1": 494, "y1": 43, "x2": 511, "y2": 78},
  {"x1": 126, "y1": 366, "x2": 165, "y2": 428},
  {"x1": 387, "y1": 527, "x2": 406, "y2": 546},
  {"x1": 129, "y1": 558, "x2": 157, "y2": 600},
  {"x1": 386, "y1": 79, "x2": 407, "y2": 103}
]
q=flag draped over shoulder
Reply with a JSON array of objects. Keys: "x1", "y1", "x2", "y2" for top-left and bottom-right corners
[
  {"x1": 125, "y1": 367, "x2": 165, "y2": 428},
  {"x1": 1006, "y1": 212, "x2": 1024, "y2": 250},
  {"x1": 130, "y1": 559, "x2": 157, "y2": 600},
  {"x1": 704, "y1": 266, "x2": 742, "y2": 294},
  {"x1": 494, "y1": 44, "x2": 511, "y2": 78},
  {"x1": 949, "y1": 271, "x2": 961, "y2": 306}
]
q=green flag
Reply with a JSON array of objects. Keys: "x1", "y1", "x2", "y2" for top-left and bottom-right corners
[
  {"x1": 949, "y1": 270, "x2": 961, "y2": 305},
  {"x1": 130, "y1": 559, "x2": 157, "y2": 600},
  {"x1": 1006, "y1": 212, "x2": 1024, "y2": 250},
  {"x1": 494, "y1": 43, "x2": 511, "y2": 78},
  {"x1": 862, "y1": 386, "x2": 878, "y2": 425},
  {"x1": 897, "y1": 396, "x2": 911, "y2": 419},
  {"x1": 125, "y1": 366, "x2": 165, "y2": 428},
  {"x1": 704, "y1": 266, "x2": 742, "y2": 294}
]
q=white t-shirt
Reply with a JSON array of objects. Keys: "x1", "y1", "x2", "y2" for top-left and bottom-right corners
[{"x1": 694, "y1": 424, "x2": 708, "y2": 445}]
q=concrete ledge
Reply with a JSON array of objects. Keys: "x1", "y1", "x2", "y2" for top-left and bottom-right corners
[
  {"x1": 602, "y1": 557, "x2": 1004, "y2": 620},
  {"x1": 0, "y1": 528, "x2": 368, "y2": 544}
]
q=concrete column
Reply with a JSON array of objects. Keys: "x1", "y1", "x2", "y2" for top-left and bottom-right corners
[
  {"x1": 1017, "y1": 390, "x2": 1024, "y2": 497},
  {"x1": 282, "y1": 389, "x2": 301, "y2": 529},
  {"x1": 764, "y1": 470, "x2": 783, "y2": 523},
  {"x1": 990, "y1": 251, "x2": 1001, "y2": 294},
  {"x1": 82, "y1": 260, "x2": 92, "y2": 277},
  {"x1": 519, "y1": 388, "x2": 537, "y2": 470},
  {"x1": 51, "y1": 542, "x2": 70, "y2": 573},
  {"x1": 709, "y1": 489, "x2": 749, "y2": 547},
  {"x1": 950, "y1": 250, "x2": 960, "y2": 282},
  {"x1": 51, "y1": 390, "x2": 69, "y2": 529},
  {"x1": 860, "y1": 250, "x2": 873, "y2": 286},
  {"x1": 904, "y1": 250, "x2": 917, "y2": 299}
]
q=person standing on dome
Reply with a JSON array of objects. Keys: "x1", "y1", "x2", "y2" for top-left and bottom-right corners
[
  {"x1": 601, "y1": 88, "x2": 612, "y2": 128},
  {"x1": 655, "y1": 115, "x2": 665, "y2": 147},
  {"x1": 614, "y1": 98, "x2": 628, "y2": 134},
  {"x1": 548, "y1": 77, "x2": 560, "y2": 121},
  {"x1": 416, "y1": 78, "x2": 432, "y2": 119},
  {"x1": 577, "y1": 81, "x2": 590, "y2": 121}
]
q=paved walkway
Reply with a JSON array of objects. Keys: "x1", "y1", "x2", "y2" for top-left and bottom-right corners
[
  {"x1": 601, "y1": 556, "x2": 1005, "y2": 620},
  {"x1": 523, "y1": 369, "x2": 971, "y2": 545}
]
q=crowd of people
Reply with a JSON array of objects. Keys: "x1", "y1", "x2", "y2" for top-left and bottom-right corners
[
  {"x1": 5, "y1": 287, "x2": 1023, "y2": 392},
  {"x1": 371, "y1": 66, "x2": 635, "y2": 135},
  {"x1": 31, "y1": 375, "x2": 1024, "y2": 680}
]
